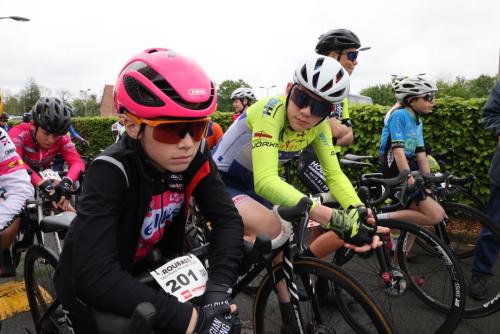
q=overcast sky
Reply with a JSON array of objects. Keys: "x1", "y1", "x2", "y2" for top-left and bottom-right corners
[{"x1": 1, "y1": 0, "x2": 499, "y2": 102}]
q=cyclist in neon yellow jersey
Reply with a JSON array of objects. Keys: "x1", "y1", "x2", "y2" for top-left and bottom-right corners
[
  {"x1": 298, "y1": 28, "x2": 370, "y2": 194},
  {"x1": 212, "y1": 55, "x2": 389, "y2": 332}
]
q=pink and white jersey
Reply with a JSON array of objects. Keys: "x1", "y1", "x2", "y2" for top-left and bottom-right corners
[
  {"x1": 134, "y1": 190, "x2": 185, "y2": 261},
  {"x1": 0, "y1": 128, "x2": 34, "y2": 230},
  {"x1": 8, "y1": 122, "x2": 85, "y2": 186}
]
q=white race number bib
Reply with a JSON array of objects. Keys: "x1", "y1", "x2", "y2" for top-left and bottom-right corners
[{"x1": 150, "y1": 254, "x2": 208, "y2": 303}]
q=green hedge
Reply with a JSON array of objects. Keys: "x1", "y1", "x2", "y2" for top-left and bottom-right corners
[
  {"x1": 209, "y1": 98, "x2": 493, "y2": 200},
  {"x1": 70, "y1": 117, "x2": 117, "y2": 158},
  {"x1": 13, "y1": 98, "x2": 489, "y2": 199},
  {"x1": 348, "y1": 97, "x2": 492, "y2": 200}
]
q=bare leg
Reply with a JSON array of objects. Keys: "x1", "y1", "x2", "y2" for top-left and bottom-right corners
[
  {"x1": 1, "y1": 218, "x2": 21, "y2": 250},
  {"x1": 388, "y1": 197, "x2": 446, "y2": 226},
  {"x1": 232, "y1": 195, "x2": 290, "y2": 302}
]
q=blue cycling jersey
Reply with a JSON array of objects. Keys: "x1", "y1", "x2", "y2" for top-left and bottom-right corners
[{"x1": 379, "y1": 107, "x2": 425, "y2": 160}]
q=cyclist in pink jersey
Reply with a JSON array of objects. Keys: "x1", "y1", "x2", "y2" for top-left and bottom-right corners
[{"x1": 8, "y1": 97, "x2": 84, "y2": 209}]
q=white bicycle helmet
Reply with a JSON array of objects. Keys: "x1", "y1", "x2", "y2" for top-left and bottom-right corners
[
  {"x1": 231, "y1": 87, "x2": 256, "y2": 102},
  {"x1": 390, "y1": 73, "x2": 426, "y2": 89},
  {"x1": 394, "y1": 76, "x2": 437, "y2": 103},
  {"x1": 293, "y1": 55, "x2": 350, "y2": 103}
]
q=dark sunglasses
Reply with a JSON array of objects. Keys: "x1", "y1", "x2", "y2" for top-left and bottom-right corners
[
  {"x1": 152, "y1": 120, "x2": 209, "y2": 144},
  {"x1": 421, "y1": 93, "x2": 435, "y2": 102},
  {"x1": 343, "y1": 50, "x2": 359, "y2": 62},
  {"x1": 289, "y1": 86, "x2": 333, "y2": 118}
]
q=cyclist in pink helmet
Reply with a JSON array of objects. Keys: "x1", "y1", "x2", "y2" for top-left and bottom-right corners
[{"x1": 55, "y1": 48, "x2": 243, "y2": 334}]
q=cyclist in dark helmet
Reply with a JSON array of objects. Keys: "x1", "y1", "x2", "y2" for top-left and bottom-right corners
[
  {"x1": 8, "y1": 97, "x2": 84, "y2": 210},
  {"x1": 0, "y1": 113, "x2": 10, "y2": 131}
]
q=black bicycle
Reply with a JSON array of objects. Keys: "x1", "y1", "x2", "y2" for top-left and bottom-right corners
[
  {"x1": 421, "y1": 172, "x2": 500, "y2": 318},
  {"x1": 329, "y1": 170, "x2": 466, "y2": 334},
  {"x1": 187, "y1": 197, "x2": 396, "y2": 334},
  {"x1": 23, "y1": 212, "x2": 157, "y2": 334}
]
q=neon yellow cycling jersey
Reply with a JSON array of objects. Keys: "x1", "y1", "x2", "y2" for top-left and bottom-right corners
[{"x1": 213, "y1": 96, "x2": 361, "y2": 209}]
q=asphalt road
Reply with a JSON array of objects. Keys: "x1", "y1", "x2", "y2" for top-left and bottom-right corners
[
  {"x1": 2, "y1": 252, "x2": 499, "y2": 334},
  {"x1": 2, "y1": 273, "x2": 499, "y2": 334}
]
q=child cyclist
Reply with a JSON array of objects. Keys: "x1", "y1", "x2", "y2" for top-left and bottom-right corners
[
  {"x1": 230, "y1": 87, "x2": 256, "y2": 123},
  {"x1": 0, "y1": 128, "x2": 34, "y2": 277},
  {"x1": 378, "y1": 76, "x2": 446, "y2": 226},
  {"x1": 54, "y1": 48, "x2": 243, "y2": 334},
  {"x1": 8, "y1": 98, "x2": 85, "y2": 210},
  {"x1": 212, "y1": 55, "x2": 388, "y2": 332}
]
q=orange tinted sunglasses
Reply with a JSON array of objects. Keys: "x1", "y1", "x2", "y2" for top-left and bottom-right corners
[{"x1": 126, "y1": 113, "x2": 209, "y2": 144}]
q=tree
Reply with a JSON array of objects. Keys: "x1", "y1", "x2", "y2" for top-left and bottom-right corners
[
  {"x1": 360, "y1": 83, "x2": 395, "y2": 106},
  {"x1": 217, "y1": 79, "x2": 252, "y2": 113},
  {"x1": 56, "y1": 89, "x2": 73, "y2": 104},
  {"x1": 71, "y1": 95, "x2": 99, "y2": 117},
  {"x1": 4, "y1": 96, "x2": 21, "y2": 116},
  {"x1": 19, "y1": 77, "x2": 41, "y2": 113}
]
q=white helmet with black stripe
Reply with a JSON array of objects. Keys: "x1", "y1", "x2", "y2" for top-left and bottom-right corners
[
  {"x1": 230, "y1": 87, "x2": 256, "y2": 102},
  {"x1": 293, "y1": 55, "x2": 350, "y2": 103},
  {"x1": 393, "y1": 76, "x2": 437, "y2": 103}
]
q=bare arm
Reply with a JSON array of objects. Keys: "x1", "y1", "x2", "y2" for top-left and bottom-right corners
[{"x1": 415, "y1": 151, "x2": 430, "y2": 174}]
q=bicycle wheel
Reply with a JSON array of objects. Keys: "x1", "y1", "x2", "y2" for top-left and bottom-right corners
[
  {"x1": 24, "y1": 245, "x2": 70, "y2": 333},
  {"x1": 440, "y1": 202, "x2": 500, "y2": 318},
  {"x1": 253, "y1": 258, "x2": 395, "y2": 334},
  {"x1": 335, "y1": 219, "x2": 465, "y2": 334},
  {"x1": 445, "y1": 185, "x2": 487, "y2": 212}
]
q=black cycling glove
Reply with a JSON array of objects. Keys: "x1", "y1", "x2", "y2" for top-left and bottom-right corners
[
  {"x1": 55, "y1": 177, "x2": 73, "y2": 198},
  {"x1": 194, "y1": 302, "x2": 240, "y2": 334},
  {"x1": 194, "y1": 281, "x2": 240, "y2": 333},
  {"x1": 326, "y1": 206, "x2": 376, "y2": 247},
  {"x1": 200, "y1": 281, "x2": 232, "y2": 307},
  {"x1": 38, "y1": 180, "x2": 55, "y2": 199}
]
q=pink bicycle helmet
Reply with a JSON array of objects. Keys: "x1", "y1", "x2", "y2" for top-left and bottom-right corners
[{"x1": 114, "y1": 48, "x2": 217, "y2": 119}]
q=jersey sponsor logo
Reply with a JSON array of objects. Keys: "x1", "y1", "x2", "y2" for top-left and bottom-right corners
[
  {"x1": 135, "y1": 191, "x2": 185, "y2": 261},
  {"x1": 319, "y1": 133, "x2": 329, "y2": 146},
  {"x1": 253, "y1": 131, "x2": 273, "y2": 139},
  {"x1": 5, "y1": 148, "x2": 15, "y2": 156},
  {"x1": 252, "y1": 141, "x2": 278, "y2": 149},
  {"x1": 262, "y1": 98, "x2": 282, "y2": 117},
  {"x1": 282, "y1": 138, "x2": 307, "y2": 151}
]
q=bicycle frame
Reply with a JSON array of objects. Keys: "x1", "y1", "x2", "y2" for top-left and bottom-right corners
[{"x1": 189, "y1": 198, "x2": 332, "y2": 333}]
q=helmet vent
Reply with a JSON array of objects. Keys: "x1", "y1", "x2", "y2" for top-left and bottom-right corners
[
  {"x1": 123, "y1": 76, "x2": 164, "y2": 107},
  {"x1": 320, "y1": 80, "x2": 333, "y2": 93},
  {"x1": 300, "y1": 65, "x2": 308, "y2": 83},
  {"x1": 336, "y1": 69, "x2": 344, "y2": 83},
  {"x1": 329, "y1": 88, "x2": 345, "y2": 98},
  {"x1": 312, "y1": 72, "x2": 320, "y2": 88}
]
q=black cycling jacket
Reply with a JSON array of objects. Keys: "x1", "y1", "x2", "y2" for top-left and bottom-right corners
[
  {"x1": 483, "y1": 81, "x2": 500, "y2": 188},
  {"x1": 54, "y1": 135, "x2": 243, "y2": 333}
]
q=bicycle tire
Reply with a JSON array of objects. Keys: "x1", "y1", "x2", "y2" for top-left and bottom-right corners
[
  {"x1": 335, "y1": 219, "x2": 465, "y2": 334},
  {"x1": 439, "y1": 202, "x2": 500, "y2": 318},
  {"x1": 253, "y1": 258, "x2": 395, "y2": 334},
  {"x1": 444, "y1": 185, "x2": 487, "y2": 212},
  {"x1": 24, "y1": 245, "x2": 69, "y2": 333}
]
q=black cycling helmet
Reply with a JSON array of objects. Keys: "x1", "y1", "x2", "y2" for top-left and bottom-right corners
[
  {"x1": 0, "y1": 112, "x2": 9, "y2": 121},
  {"x1": 315, "y1": 29, "x2": 370, "y2": 55},
  {"x1": 32, "y1": 97, "x2": 72, "y2": 135}
]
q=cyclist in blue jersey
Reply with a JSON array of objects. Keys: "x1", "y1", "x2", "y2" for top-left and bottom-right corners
[{"x1": 379, "y1": 76, "x2": 446, "y2": 226}]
